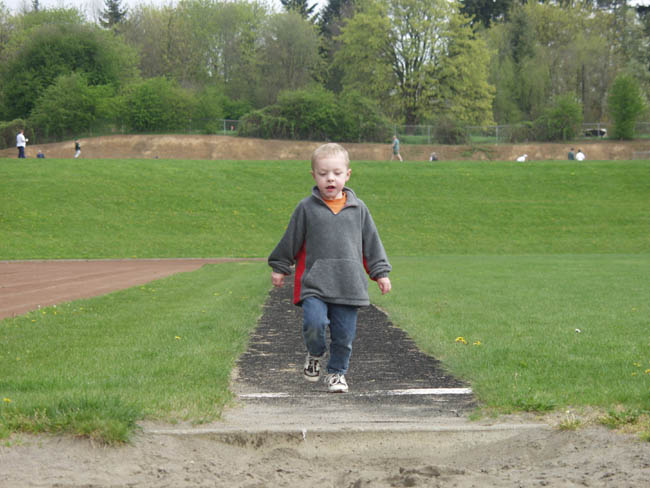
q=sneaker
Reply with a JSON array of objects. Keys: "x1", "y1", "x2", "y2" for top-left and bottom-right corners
[
  {"x1": 324, "y1": 373, "x2": 348, "y2": 393},
  {"x1": 303, "y1": 353, "x2": 323, "y2": 382}
]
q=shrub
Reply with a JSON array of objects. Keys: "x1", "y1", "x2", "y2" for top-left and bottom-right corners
[
  {"x1": 29, "y1": 73, "x2": 98, "y2": 140},
  {"x1": 239, "y1": 87, "x2": 336, "y2": 140},
  {"x1": 434, "y1": 117, "x2": 468, "y2": 144},
  {"x1": 0, "y1": 119, "x2": 31, "y2": 149},
  {"x1": 608, "y1": 73, "x2": 647, "y2": 140},
  {"x1": 239, "y1": 87, "x2": 392, "y2": 143},
  {"x1": 276, "y1": 87, "x2": 339, "y2": 140},
  {"x1": 239, "y1": 106, "x2": 293, "y2": 139},
  {"x1": 534, "y1": 94, "x2": 583, "y2": 141},
  {"x1": 119, "y1": 77, "x2": 196, "y2": 133},
  {"x1": 336, "y1": 90, "x2": 392, "y2": 143},
  {"x1": 504, "y1": 121, "x2": 535, "y2": 143}
]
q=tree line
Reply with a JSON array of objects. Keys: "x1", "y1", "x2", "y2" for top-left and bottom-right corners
[{"x1": 0, "y1": 0, "x2": 648, "y2": 147}]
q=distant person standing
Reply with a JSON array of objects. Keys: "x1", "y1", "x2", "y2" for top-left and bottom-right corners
[
  {"x1": 391, "y1": 135, "x2": 403, "y2": 162},
  {"x1": 568, "y1": 148, "x2": 575, "y2": 160},
  {"x1": 16, "y1": 129, "x2": 27, "y2": 158},
  {"x1": 575, "y1": 149, "x2": 585, "y2": 161},
  {"x1": 74, "y1": 140, "x2": 81, "y2": 158}
]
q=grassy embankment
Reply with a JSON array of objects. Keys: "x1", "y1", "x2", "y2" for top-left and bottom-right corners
[{"x1": 1, "y1": 158, "x2": 648, "y2": 442}]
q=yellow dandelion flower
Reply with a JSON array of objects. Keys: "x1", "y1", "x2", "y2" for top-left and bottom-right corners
[
  {"x1": 455, "y1": 337, "x2": 467, "y2": 345},
  {"x1": 3, "y1": 398, "x2": 11, "y2": 403},
  {"x1": 175, "y1": 336, "x2": 181, "y2": 340},
  {"x1": 645, "y1": 369, "x2": 650, "y2": 374},
  {"x1": 473, "y1": 341, "x2": 482, "y2": 346}
]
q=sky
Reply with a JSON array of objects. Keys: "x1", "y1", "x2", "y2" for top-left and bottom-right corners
[
  {"x1": 2, "y1": 0, "x2": 648, "y2": 17},
  {"x1": 2, "y1": 0, "x2": 326, "y2": 17}
]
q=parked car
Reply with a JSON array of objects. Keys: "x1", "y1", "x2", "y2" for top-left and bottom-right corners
[{"x1": 584, "y1": 128, "x2": 607, "y2": 137}]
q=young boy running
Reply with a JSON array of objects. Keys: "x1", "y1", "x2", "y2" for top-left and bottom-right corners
[{"x1": 268, "y1": 143, "x2": 392, "y2": 393}]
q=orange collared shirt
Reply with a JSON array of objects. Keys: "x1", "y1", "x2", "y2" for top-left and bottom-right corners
[{"x1": 323, "y1": 193, "x2": 347, "y2": 214}]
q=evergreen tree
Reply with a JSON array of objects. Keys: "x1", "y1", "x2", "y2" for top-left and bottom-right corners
[
  {"x1": 100, "y1": 0, "x2": 127, "y2": 29},
  {"x1": 460, "y1": 0, "x2": 512, "y2": 28},
  {"x1": 280, "y1": 0, "x2": 318, "y2": 20},
  {"x1": 319, "y1": 0, "x2": 356, "y2": 34},
  {"x1": 319, "y1": 0, "x2": 357, "y2": 92}
]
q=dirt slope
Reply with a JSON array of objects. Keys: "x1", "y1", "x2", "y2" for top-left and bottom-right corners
[{"x1": 1, "y1": 134, "x2": 649, "y2": 161}]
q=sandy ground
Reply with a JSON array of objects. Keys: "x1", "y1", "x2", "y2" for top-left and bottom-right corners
[
  {"x1": 1, "y1": 261, "x2": 649, "y2": 487},
  {"x1": 1, "y1": 133, "x2": 649, "y2": 162},
  {"x1": 1, "y1": 423, "x2": 649, "y2": 487}
]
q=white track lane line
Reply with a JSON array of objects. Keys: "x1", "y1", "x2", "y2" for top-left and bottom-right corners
[{"x1": 240, "y1": 388, "x2": 472, "y2": 399}]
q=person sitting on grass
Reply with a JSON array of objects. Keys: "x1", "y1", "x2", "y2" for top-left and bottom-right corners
[{"x1": 268, "y1": 143, "x2": 392, "y2": 393}]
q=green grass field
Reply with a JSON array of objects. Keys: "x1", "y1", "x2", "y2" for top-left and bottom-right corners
[{"x1": 1, "y1": 157, "x2": 649, "y2": 442}]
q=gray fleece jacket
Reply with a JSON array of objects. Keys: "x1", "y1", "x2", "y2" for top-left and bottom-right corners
[{"x1": 268, "y1": 186, "x2": 391, "y2": 306}]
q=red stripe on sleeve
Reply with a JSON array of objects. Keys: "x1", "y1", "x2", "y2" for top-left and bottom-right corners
[
  {"x1": 363, "y1": 256, "x2": 376, "y2": 281},
  {"x1": 293, "y1": 243, "x2": 306, "y2": 304}
]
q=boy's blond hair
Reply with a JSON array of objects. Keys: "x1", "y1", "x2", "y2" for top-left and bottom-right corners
[{"x1": 311, "y1": 143, "x2": 350, "y2": 170}]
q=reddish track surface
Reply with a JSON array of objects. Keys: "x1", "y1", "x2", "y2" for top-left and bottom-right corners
[{"x1": 0, "y1": 258, "x2": 264, "y2": 319}]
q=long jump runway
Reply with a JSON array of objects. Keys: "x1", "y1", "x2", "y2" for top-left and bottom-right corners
[{"x1": 214, "y1": 280, "x2": 478, "y2": 433}]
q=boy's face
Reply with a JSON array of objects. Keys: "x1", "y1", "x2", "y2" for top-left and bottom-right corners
[{"x1": 311, "y1": 156, "x2": 351, "y2": 201}]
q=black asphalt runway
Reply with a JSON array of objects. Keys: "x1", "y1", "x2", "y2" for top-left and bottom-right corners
[{"x1": 234, "y1": 279, "x2": 476, "y2": 416}]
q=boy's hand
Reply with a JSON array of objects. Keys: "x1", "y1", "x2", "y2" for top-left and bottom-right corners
[
  {"x1": 377, "y1": 276, "x2": 391, "y2": 295},
  {"x1": 271, "y1": 272, "x2": 285, "y2": 288}
]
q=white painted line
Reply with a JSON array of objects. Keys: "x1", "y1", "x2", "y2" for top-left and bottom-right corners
[
  {"x1": 240, "y1": 392, "x2": 291, "y2": 399},
  {"x1": 381, "y1": 388, "x2": 473, "y2": 396},
  {"x1": 239, "y1": 388, "x2": 472, "y2": 399}
]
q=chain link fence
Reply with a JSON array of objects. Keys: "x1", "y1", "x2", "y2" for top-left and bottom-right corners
[
  {"x1": 396, "y1": 122, "x2": 650, "y2": 145},
  {"x1": 5, "y1": 119, "x2": 650, "y2": 149}
]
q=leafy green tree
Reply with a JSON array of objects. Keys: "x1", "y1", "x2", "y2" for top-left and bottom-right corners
[
  {"x1": 100, "y1": 0, "x2": 128, "y2": 29},
  {"x1": 486, "y1": 1, "x2": 646, "y2": 124},
  {"x1": 119, "y1": 77, "x2": 196, "y2": 132},
  {"x1": 0, "y1": 3, "x2": 12, "y2": 66},
  {"x1": 29, "y1": 72, "x2": 97, "y2": 139},
  {"x1": 334, "y1": 1, "x2": 395, "y2": 114},
  {"x1": 257, "y1": 11, "x2": 322, "y2": 105},
  {"x1": 337, "y1": 0, "x2": 493, "y2": 126},
  {"x1": 607, "y1": 73, "x2": 647, "y2": 139},
  {"x1": 0, "y1": 19, "x2": 138, "y2": 120},
  {"x1": 123, "y1": 1, "x2": 264, "y2": 103},
  {"x1": 425, "y1": 13, "x2": 494, "y2": 126},
  {"x1": 122, "y1": 5, "x2": 190, "y2": 81}
]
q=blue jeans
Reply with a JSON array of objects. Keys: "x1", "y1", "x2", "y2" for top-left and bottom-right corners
[{"x1": 302, "y1": 297, "x2": 358, "y2": 375}]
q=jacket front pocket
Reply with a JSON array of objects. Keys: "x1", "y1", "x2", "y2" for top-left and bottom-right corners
[{"x1": 302, "y1": 259, "x2": 367, "y2": 300}]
